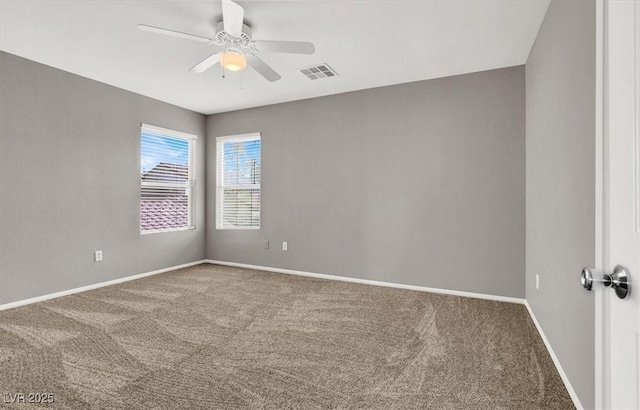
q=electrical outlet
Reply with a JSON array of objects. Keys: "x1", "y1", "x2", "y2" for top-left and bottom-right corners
[
  {"x1": 536, "y1": 274, "x2": 539, "y2": 290},
  {"x1": 94, "y1": 250, "x2": 103, "y2": 262},
  {"x1": 264, "y1": 240, "x2": 269, "y2": 249},
  {"x1": 282, "y1": 242, "x2": 288, "y2": 251}
]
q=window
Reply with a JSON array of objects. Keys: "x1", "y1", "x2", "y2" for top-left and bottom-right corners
[
  {"x1": 216, "y1": 133, "x2": 261, "y2": 229},
  {"x1": 140, "y1": 124, "x2": 196, "y2": 234}
]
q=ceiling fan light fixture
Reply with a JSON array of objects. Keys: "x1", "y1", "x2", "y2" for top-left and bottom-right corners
[{"x1": 221, "y1": 49, "x2": 247, "y2": 71}]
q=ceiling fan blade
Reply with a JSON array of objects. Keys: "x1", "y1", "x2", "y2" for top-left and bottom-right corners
[
  {"x1": 252, "y1": 41, "x2": 315, "y2": 55},
  {"x1": 137, "y1": 24, "x2": 212, "y2": 43},
  {"x1": 246, "y1": 54, "x2": 281, "y2": 82},
  {"x1": 189, "y1": 52, "x2": 222, "y2": 73},
  {"x1": 222, "y1": 0, "x2": 244, "y2": 38}
]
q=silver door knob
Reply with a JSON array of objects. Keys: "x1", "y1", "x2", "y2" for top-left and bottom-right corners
[{"x1": 581, "y1": 265, "x2": 631, "y2": 300}]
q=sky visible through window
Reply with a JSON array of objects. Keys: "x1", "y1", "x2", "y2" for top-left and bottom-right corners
[
  {"x1": 141, "y1": 132, "x2": 189, "y2": 173},
  {"x1": 223, "y1": 140, "x2": 261, "y2": 185}
]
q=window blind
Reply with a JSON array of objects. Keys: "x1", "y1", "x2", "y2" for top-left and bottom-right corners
[
  {"x1": 216, "y1": 133, "x2": 261, "y2": 229},
  {"x1": 140, "y1": 124, "x2": 197, "y2": 234}
]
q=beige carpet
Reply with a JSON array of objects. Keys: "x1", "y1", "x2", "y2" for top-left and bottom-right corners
[{"x1": 0, "y1": 264, "x2": 574, "y2": 409}]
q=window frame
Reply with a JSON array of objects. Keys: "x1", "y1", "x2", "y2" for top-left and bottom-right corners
[
  {"x1": 216, "y1": 132, "x2": 261, "y2": 230},
  {"x1": 140, "y1": 123, "x2": 197, "y2": 235}
]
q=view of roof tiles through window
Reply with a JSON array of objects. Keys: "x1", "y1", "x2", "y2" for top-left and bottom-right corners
[{"x1": 141, "y1": 163, "x2": 190, "y2": 232}]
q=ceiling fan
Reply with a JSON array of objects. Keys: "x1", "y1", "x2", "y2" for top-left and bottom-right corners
[{"x1": 138, "y1": 0, "x2": 315, "y2": 82}]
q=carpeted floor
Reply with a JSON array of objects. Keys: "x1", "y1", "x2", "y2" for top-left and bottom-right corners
[{"x1": 0, "y1": 264, "x2": 574, "y2": 409}]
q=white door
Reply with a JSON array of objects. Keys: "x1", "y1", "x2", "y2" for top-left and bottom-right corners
[{"x1": 601, "y1": 0, "x2": 640, "y2": 409}]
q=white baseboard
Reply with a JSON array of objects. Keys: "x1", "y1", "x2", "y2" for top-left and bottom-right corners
[
  {"x1": 204, "y1": 259, "x2": 525, "y2": 304},
  {"x1": 524, "y1": 301, "x2": 583, "y2": 410},
  {"x1": 0, "y1": 260, "x2": 207, "y2": 311}
]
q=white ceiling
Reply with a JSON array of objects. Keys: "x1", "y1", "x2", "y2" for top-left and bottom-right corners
[{"x1": 0, "y1": 0, "x2": 550, "y2": 115}]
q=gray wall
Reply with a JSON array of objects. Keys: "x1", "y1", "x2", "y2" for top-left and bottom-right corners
[
  {"x1": 207, "y1": 67, "x2": 526, "y2": 298},
  {"x1": 525, "y1": 0, "x2": 596, "y2": 408},
  {"x1": 0, "y1": 52, "x2": 206, "y2": 305}
]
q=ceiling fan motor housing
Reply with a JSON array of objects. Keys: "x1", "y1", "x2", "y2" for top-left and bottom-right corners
[{"x1": 215, "y1": 21, "x2": 252, "y2": 44}]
